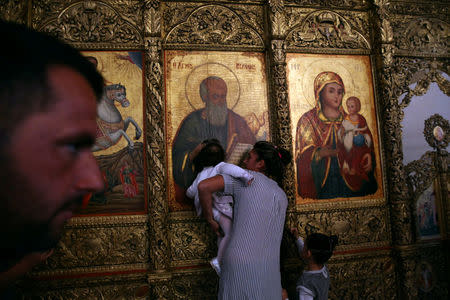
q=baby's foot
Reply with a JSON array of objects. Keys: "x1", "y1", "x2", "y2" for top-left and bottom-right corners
[{"x1": 210, "y1": 257, "x2": 221, "y2": 276}]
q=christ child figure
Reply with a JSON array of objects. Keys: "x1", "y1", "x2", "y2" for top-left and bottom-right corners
[{"x1": 338, "y1": 96, "x2": 373, "y2": 189}]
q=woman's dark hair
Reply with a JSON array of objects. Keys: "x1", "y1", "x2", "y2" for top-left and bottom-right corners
[
  {"x1": 305, "y1": 233, "x2": 338, "y2": 265},
  {"x1": 193, "y1": 139, "x2": 225, "y2": 173},
  {"x1": 252, "y1": 141, "x2": 292, "y2": 185}
]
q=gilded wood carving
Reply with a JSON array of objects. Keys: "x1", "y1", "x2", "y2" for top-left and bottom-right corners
[
  {"x1": 286, "y1": 10, "x2": 370, "y2": 51},
  {"x1": 163, "y1": 3, "x2": 264, "y2": 50},
  {"x1": 33, "y1": 0, "x2": 143, "y2": 48}
]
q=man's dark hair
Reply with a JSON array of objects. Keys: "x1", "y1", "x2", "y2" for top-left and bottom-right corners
[
  {"x1": 252, "y1": 141, "x2": 292, "y2": 186},
  {"x1": 305, "y1": 233, "x2": 339, "y2": 265},
  {"x1": 0, "y1": 20, "x2": 104, "y2": 152},
  {"x1": 193, "y1": 139, "x2": 225, "y2": 173}
]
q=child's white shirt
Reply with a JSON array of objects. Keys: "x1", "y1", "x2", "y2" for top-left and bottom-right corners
[{"x1": 186, "y1": 162, "x2": 253, "y2": 218}]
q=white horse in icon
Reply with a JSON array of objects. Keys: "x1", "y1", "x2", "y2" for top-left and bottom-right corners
[{"x1": 92, "y1": 83, "x2": 142, "y2": 152}]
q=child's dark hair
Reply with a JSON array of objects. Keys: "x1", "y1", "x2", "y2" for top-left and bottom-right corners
[
  {"x1": 193, "y1": 139, "x2": 225, "y2": 173},
  {"x1": 252, "y1": 141, "x2": 292, "y2": 185},
  {"x1": 305, "y1": 233, "x2": 338, "y2": 265}
]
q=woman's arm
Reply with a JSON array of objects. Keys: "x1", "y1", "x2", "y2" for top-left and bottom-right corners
[{"x1": 198, "y1": 175, "x2": 225, "y2": 236}]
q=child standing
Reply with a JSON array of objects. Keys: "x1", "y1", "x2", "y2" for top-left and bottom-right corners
[
  {"x1": 291, "y1": 228, "x2": 338, "y2": 300},
  {"x1": 338, "y1": 96, "x2": 374, "y2": 190},
  {"x1": 186, "y1": 139, "x2": 253, "y2": 276}
]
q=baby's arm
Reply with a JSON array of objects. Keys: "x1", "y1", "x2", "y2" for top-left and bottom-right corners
[
  {"x1": 186, "y1": 177, "x2": 199, "y2": 199},
  {"x1": 216, "y1": 162, "x2": 254, "y2": 186}
]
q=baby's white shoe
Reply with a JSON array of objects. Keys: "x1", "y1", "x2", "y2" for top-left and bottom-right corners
[{"x1": 210, "y1": 257, "x2": 221, "y2": 276}]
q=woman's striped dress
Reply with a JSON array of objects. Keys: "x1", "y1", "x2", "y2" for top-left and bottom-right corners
[{"x1": 219, "y1": 170, "x2": 288, "y2": 299}]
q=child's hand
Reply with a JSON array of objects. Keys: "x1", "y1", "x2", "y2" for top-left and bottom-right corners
[{"x1": 290, "y1": 227, "x2": 299, "y2": 239}]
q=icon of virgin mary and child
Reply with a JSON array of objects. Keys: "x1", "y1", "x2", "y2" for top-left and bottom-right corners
[{"x1": 295, "y1": 71, "x2": 378, "y2": 199}]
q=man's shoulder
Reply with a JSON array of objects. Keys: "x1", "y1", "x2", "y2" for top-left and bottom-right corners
[{"x1": 179, "y1": 109, "x2": 205, "y2": 124}]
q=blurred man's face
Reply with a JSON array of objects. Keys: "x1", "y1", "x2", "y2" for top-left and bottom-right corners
[
  {"x1": 1, "y1": 66, "x2": 104, "y2": 253},
  {"x1": 205, "y1": 78, "x2": 227, "y2": 106},
  {"x1": 204, "y1": 78, "x2": 228, "y2": 126}
]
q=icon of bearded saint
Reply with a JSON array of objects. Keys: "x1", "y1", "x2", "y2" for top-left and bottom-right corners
[{"x1": 172, "y1": 76, "x2": 256, "y2": 205}]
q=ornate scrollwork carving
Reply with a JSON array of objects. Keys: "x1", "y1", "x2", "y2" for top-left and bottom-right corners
[
  {"x1": 163, "y1": 3, "x2": 264, "y2": 39},
  {"x1": 379, "y1": 58, "x2": 448, "y2": 219},
  {"x1": 373, "y1": 0, "x2": 395, "y2": 66},
  {"x1": 290, "y1": 206, "x2": 389, "y2": 250},
  {"x1": 164, "y1": 5, "x2": 263, "y2": 48},
  {"x1": 31, "y1": 0, "x2": 66, "y2": 27},
  {"x1": 0, "y1": 0, "x2": 27, "y2": 23},
  {"x1": 390, "y1": 201, "x2": 414, "y2": 245},
  {"x1": 148, "y1": 272, "x2": 171, "y2": 300},
  {"x1": 268, "y1": 0, "x2": 287, "y2": 37},
  {"x1": 284, "y1": 0, "x2": 369, "y2": 9},
  {"x1": 390, "y1": 1, "x2": 448, "y2": 18},
  {"x1": 374, "y1": 0, "x2": 393, "y2": 44},
  {"x1": 170, "y1": 217, "x2": 216, "y2": 264},
  {"x1": 144, "y1": 0, "x2": 161, "y2": 35},
  {"x1": 396, "y1": 60, "x2": 449, "y2": 110},
  {"x1": 404, "y1": 151, "x2": 436, "y2": 198},
  {"x1": 144, "y1": 35, "x2": 170, "y2": 273},
  {"x1": 171, "y1": 269, "x2": 218, "y2": 299},
  {"x1": 268, "y1": 40, "x2": 295, "y2": 202},
  {"x1": 38, "y1": 1, "x2": 142, "y2": 46},
  {"x1": 21, "y1": 273, "x2": 149, "y2": 299},
  {"x1": 34, "y1": 225, "x2": 148, "y2": 271},
  {"x1": 286, "y1": 10, "x2": 370, "y2": 50},
  {"x1": 144, "y1": 0, "x2": 160, "y2": 10},
  {"x1": 393, "y1": 17, "x2": 449, "y2": 57},
  {"x1": 424, "y1": 114, "x2": 450, "y2": 152},
  {"x1": 329, "y1": 251, "x2": 395, "y2": 299}
]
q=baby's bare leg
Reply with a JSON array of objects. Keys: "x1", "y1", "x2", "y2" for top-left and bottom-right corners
[{"x1": 217, "y1": 214, "x2": 232, "y2": 263}]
